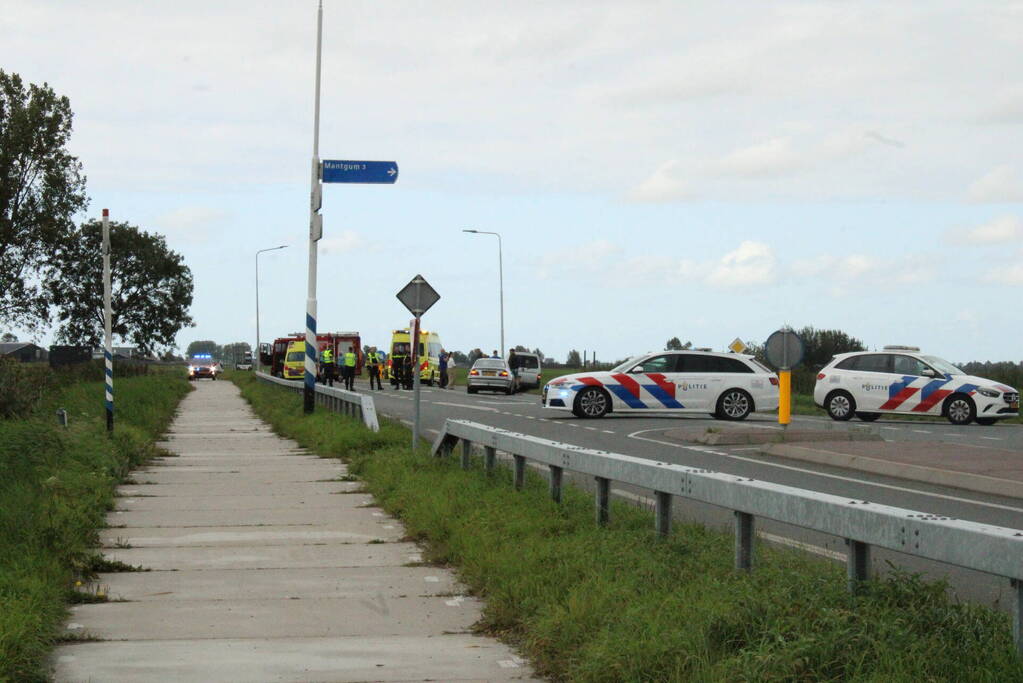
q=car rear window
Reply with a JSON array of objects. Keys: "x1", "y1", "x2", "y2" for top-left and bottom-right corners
[
  {"x1": 517, "y1": 356, "x2": 539, "y2": 368},
  {"x1": 474, "y1": 359, "x2": 505, "y2": 369}
]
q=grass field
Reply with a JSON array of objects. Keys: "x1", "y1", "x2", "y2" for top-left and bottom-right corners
[
  {"x1": 0, "y1": 369, "x2": 189, "y2": 682},
  {"x1": 233, "y1": 371, "x2": 1023, "y2": 682}
]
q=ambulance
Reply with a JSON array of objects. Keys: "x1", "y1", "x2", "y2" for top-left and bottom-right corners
[{"x1": 388, "y1": 328, "x2": 443, "y2": 386}]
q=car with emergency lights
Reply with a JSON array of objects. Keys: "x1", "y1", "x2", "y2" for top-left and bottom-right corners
[
  {"x1": 814, "y1": 346, "x2": 1020, "y2": 425},
  {"x1": 542, "y1": 350, "x2": 779, "y2": 419},
  {"x1": 188, "y1": 354, "x2": 218, "y2": 381}
]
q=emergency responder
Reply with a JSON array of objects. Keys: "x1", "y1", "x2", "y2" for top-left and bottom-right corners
[
  {"x1": 320, "y1": 346, "x2": 335, "y2": 387},
  {"x1": 342, "y1": 346, "x2": 357, "y2": 391},
  {"x1": 400, "y1": 352, "x2": 413, "y2": 390},
  {"x1": 366, "y1": 347, "x2": 382, "y2": 390}
]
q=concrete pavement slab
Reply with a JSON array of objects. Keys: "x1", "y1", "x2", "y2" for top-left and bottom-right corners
[
  {"x1": 66, "y1": 595, "x2": 485, "y2": 640},
  {"x1": 102, "y1": 541, "x2": 428, "y2": 570},
  {"x1": 125, "y1": 467, "x2": 343, "y2": 484},
  {"x1": 96, "y1": 566, "x2": 459, "y2": 601},
  {"x1": 108, "y1": 501, "x2": 398, "y2": 527},
  {"x1": 52, "y1": 635, "x2": 539, "y2": 682},
  {"x1": 99, "y1": 520, "x2": 405, "y2": 548},
  {"x1": 117, "y1": 481, "x2": 358, "y2": 496},
  {"x1": 115, "y1": 493, "x2": 358, "y2": 511}
]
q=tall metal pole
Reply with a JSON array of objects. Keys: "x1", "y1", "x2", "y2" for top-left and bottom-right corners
[
  {"x1": 462, "y1": 229, "x2": 504, "y2": 357},
  {"x1": 412, "y1": 315, "x2": 421, "y2": 449},
  {"x1": 304, "y1": 0, "x2": 324, "y2": 414},
  {"x1": 256, "y1": 245, "x2": 288, "y2": 374},
  {"x1": 102, "y1": 209, "x2": 113, "y2": 432}
]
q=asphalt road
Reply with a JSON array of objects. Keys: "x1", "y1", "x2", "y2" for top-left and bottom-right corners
[{"x1": 346, "y1": 378, "x2": 1023, "y2": 610}]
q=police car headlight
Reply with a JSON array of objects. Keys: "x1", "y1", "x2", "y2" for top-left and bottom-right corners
[{"x1": 976, "y1": 387, "x2": 1000, "y2": 398}]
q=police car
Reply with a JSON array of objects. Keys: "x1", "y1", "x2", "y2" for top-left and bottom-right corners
[
  {"x1": 542, "y1": 350, "x2": 779, "y2": 420},
  {"x1": 814, "y1": 346, "x2": 1019, "y2": 426}
]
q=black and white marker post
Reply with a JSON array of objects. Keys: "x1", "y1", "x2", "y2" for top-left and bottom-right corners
[{"x1": 102, "y1": 208, "x2": 113, "y2": 432}]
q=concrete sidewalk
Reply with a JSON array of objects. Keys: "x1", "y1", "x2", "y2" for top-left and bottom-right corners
[{"x1": 51, "y1": 381, "x2": 537, "y2": 682}]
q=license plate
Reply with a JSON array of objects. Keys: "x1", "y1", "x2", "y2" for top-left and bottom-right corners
[{"x1": 483, "y1": 371, "x2": 496, "y2": 376}]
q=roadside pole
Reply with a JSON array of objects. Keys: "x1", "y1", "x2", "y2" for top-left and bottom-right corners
[
  {"x1": 765, "y1": 327, "x2": 804, "y2": 429},
  {"x1": 102, "y1": 209, "x2": 113, "y2": 432},
  {"x1": 303, "y1": 0, "x2": 324, "y2": 414},
  {"x1": 396, "y1": 275, "x2": 440, "y2": 451}
]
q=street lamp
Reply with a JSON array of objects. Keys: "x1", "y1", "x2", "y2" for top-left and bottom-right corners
[
  {"x1": 256, "y1": 245, "x2": 288, "y2": 372},
  {"x1": 463, "y1": 229, "x2": 504, "y2": 357}
]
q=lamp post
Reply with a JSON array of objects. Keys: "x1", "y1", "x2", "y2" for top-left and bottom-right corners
[
  {"x1": 256, "y1": 245, "x2": 288, "y2": 372},
  {"x1": 463, "y1": 229, "x2": 504, "y2": 357}
]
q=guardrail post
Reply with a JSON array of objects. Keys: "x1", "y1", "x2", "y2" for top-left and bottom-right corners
[
  {"x1": 484, "y1": 446, "x2": 496, "y2": 473},
  {"x1": 734, "y1": 511, "x2": 754, "y2": 570},
  {"x1": 846, "y1": 539, "x2": 871, "y2": 593},
  {"x1": 549, "y1": 466, "x2": 563, "y2": 503},
  {"x1": 595, "y1": 477, "x2": 610, "y2": 526},
  {"x1": 461, "y1": 440, "x2": 472, "y2": 470},
  {"x1": 1012, "y1": 579, "x2": 1022, "y2": 653},
  {"x1": 655, "y1": 491, "x2": 672, "y2": 538},
  {"x1": 513, "y1": 455, "x2": 526, "y2": 490}
]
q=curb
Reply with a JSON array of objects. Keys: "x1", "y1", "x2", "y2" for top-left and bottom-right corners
[{"x1": 763, "y1": 443, "x2": 1023, "y2": 500}]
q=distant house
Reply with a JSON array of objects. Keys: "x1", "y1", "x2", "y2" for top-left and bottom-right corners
[
  {"x1": 91, "y1": 346, "x2": 141, "y2": 360},
  {"x1": 0, "y1": 342, "x2": 49, "y2": 363}
]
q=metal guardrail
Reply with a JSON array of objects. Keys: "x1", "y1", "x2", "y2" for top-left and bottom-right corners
[
  {"x1": 255, "y1": 371, "x2": 379, "y2": 432},
  {"x1": 432, "y1": 419, "x2": 1023, "y2": 650}
]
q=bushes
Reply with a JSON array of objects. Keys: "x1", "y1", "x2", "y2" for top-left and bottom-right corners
[{"x1": 0, "y1": 372, "x2": 188, "y2": 681}]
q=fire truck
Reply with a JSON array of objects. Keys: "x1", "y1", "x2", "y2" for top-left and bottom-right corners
[{"x1": 261, "y1": 332, "x2": 362, "y2": 380}]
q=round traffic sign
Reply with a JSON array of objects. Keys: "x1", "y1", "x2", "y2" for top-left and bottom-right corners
[{"x1": 764, "y1": 328, "x2": 804, "y2": 369}]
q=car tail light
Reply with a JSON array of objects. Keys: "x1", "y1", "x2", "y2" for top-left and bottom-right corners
[
  {"x1": 817, "y1": 373, "x2": 826, "y2": 380},
  {"x1": 499, "y1": 371, "x2": 509, "y2": 377},
  {"x1": 769, "y1": 377, "x2": 779, "y2": 386},
  {"x1": 470, "y1": 369, "x2": 479, "y2": 376}
]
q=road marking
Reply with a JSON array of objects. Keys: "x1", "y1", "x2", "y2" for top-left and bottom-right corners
[
  {"x1": 912, "y1": 430, "x2": 931, "y2": 434},
  {"x1": 981, "y1": 436, "x2": 1003, "y2": 441},
  {"x1": 602, "y1": 430, "x2": 615, "y2": 434},
  {"x1": 627, "y1": 429, "x2": 1023, "y2": 514},
  {"x1": 539, "y1": 418, "x2": 551, "y2": 423},
  {"x1": 564, "y1": 423, "x2": 579, "y2": 428},
  {"x1": 584, "y1": 427, "x2": 598, "y2": 431},
  {"x1": 432, "y1": 401, "x2": 499, "y2": 412},
  {"x1": 945, "y1": 433, "x2": 966, "y2": 437},
  {"x1": 881, "y1": 427, "x2": 898, "y2": 431}
]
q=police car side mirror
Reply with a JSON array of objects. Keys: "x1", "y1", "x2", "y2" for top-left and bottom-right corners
[
  {"x1": 921, "y1": 368, "x2": 937, "y2": 378},
  {"x1": 630, "y1": 366, "x2": 644, "y2": 373}
]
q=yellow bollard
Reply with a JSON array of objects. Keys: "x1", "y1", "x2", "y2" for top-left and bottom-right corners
[{"x1": 779, "y1": 370, "x2": 791, "y2": 426}]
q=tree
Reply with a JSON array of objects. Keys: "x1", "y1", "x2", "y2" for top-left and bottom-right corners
[
  {"x1": 566, "y1": 349, "x2": 582, "y2": 367},
  {"x1": 1, "y1": 71, "x2": 89, "y2": 330},
  {"x1": 795, "y1": 326, "x2": 866, "y2": 369},
  {"x1": 0, "y1": 332, "x2": 16, "y2": 342},
  {"x1": 186, "y1": 340, "x2": 221, "y2": 359},
  {"x1": 467, "y1": 348, "x2": 484, "y2": 364},
  {"x1": 46, "y1": 220, "x2": 194, "y2": 354},
  {"x1": 221, "y1": 342, "x2": 251, "y2": 365},
  {"x1": 665, "y1": 337, "x2": 692, "y2": 351}
]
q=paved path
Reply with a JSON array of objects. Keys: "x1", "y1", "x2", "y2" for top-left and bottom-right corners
[{"x1": 51, "y1": 381, "x2": 537, "y2": 682}]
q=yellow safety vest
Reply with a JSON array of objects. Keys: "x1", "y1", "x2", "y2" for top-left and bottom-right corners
[
  {"x1": 367, "y1": 353, "x2": 379, "y2": 365},
  {"x1": 344, "y1": 352, "x2": 356, "y2": 367},
  {"x1": 321, "y1": 349, "x2": 333, "y2": 364}
]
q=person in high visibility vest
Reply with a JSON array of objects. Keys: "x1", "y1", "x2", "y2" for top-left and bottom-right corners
[
  {"x1": 342, "y1": 347, "x2": 357, "y2": 391},
  {"x1": 366, "y1": 347, "x2": 382, "y2": 390},
  {"x1": 320, "y1": 346, "x2": 335, "y2": 387}
]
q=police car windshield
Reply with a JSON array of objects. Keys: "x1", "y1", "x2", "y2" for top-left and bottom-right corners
[{"x1": 922, "y1": 355, "x2": 964, "y2": 375}]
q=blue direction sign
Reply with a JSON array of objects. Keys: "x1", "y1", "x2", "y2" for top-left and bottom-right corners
[{"x1": 321, "y1": 160, "x2": 398, "y2": 184}]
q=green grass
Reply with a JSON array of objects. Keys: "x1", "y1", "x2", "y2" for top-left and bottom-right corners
[
  {"x1": 232, "y1": 372, "x2": 1023, "y2": 682},
  {"x1": 0, "y1": 370, "x2": 189, "y2": 682}
]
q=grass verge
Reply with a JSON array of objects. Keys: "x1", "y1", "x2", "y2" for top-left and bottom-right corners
[
  {"x1": 0, "y1": 370, "x2": 189, "y2": 682},
  {"x1": 233, "y1": 372, "x2": 1023, "y2": 682}
]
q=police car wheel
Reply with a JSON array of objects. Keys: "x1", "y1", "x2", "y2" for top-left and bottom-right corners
[
  {"x1": 573, "y1": 387, "x2": 609, "y2": 418},
  {"x1": 716, "y1": 389, "x2": 752, "y2": 421},
  {"x1": 855, "y1": 412, "x2": 880, "y2": 422},
  {"x1": 945, "y1": 394, "x2": 975, "y2": 425},
  {"x1": 825, "y1": 391, "x2": 855, "y2": 421}
]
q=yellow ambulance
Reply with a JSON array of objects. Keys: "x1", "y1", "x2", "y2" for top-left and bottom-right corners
[
  {"x1": 388, "y1": 328, "x2": 443, "y2": 386},
  {"x1": 282, "y1": 340, "x2": 307, "y2": 380}
]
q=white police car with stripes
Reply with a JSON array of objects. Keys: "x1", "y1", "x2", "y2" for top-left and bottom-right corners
[
  {"x1": 814, "y1": 346, "x2": 1019, "y2": 426},
  {"x1": 542, "y1": 350, "x2": 779, "y2": 420}
]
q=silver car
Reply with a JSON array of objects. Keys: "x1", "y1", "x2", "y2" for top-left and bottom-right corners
[{"x1": 467, "y1": 358, "x2": 517, "y2": 394}]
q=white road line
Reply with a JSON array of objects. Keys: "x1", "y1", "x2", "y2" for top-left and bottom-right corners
[
  {"x1": 912, "y1": 430, "x2": 931, "y2": 434},
  {"x1": 981, "y1": 436, "x2": 1003, "y2": 441},
  {"x1": 538, "y1": 419, "x2": 551, "y2": 423},
  {"x1": 564, "y1": 423, "x2": 579, "y2": 428},
  {"x1": 602, "y1": 430, "x2": 615, "y2": 434},
  {"x1": 945, "y1": 433, "x2": 966, "y2": 437},
  {"x1": 626, "y1": 429, "x2": 1023, "y2": 514},
  {"x1": 881, "y1": 427, "x2": 898, "y2": 430},
  {"x1": 584, "y1": 427, "x2": 598, "y2": 431},
  {"x1": 433, "y1": 401, "x2": 499, "y2": 412}
]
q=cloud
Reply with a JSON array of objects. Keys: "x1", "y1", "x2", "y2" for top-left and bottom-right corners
[
  {"x1": 948, "y1": 215, "x2": 1023, "y2": 245},
  {"x1": 706, "y1": 241, "x2": 777, "y2": 287},
  {"x1": 986, "y1": 262, "x2": 1023, "y2": 285},
  {"x1": 152, "y1": 206, "x2": 229, "y2": 242},
  {"x1": 967, "y1": 166, "x2": 1023, "y2": 202},
  {"x1": 536, "y1": 239, "x2": 623, "y2": 279},
  {"x1": 627, "y1": 160, "x2": 694, "y2": 202},
  {"x1": 711, "y1": 130, "x2": 896, "y2": 179},
  {"x1": 789, "y1": 252, "x2": 936, "y2": 286},
  {"x1": 975, "y1": 87, "x2": 1023, "y2": 125},
  {"x1": 320, "y1": 230, "x2": 369, "y2": 254}
]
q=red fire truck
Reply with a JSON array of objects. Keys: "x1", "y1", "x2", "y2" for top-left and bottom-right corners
[{"x1": 261, "y1": 332, "x2": 362, "y2": 380}]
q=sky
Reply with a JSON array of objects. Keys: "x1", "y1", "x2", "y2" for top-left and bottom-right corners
[{"x1": 3, "y1": 1, "x2": 1023, "y2": 364}]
